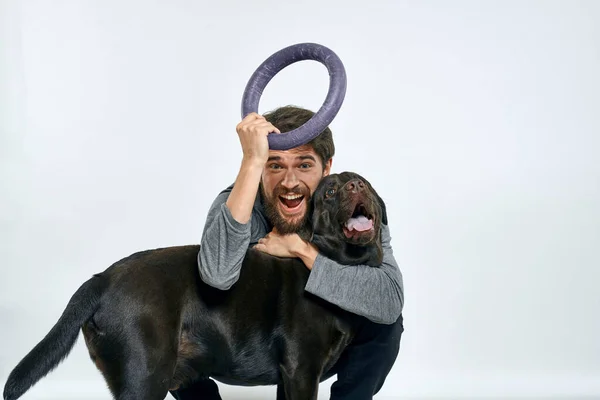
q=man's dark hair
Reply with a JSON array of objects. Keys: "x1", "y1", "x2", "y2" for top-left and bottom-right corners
[{"x1": 263, "y1": 105, "x2": 335, "y2": 168}]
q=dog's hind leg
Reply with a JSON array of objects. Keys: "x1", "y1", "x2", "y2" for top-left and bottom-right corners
[
  {"x1": 90, "y1": 329, "x2": 178, "y2": 400},
  {"x1": 83, "y1": 311, "x2": 180, "y2": 400}
]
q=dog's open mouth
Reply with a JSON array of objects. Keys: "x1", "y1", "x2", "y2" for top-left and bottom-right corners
[{"x1": 342, "y1": 203, "x2": 374, "y2": 239}]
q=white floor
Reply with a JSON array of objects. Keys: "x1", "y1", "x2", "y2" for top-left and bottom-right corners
[
  {"x1": 3, "y1": 346, "x2": 599, "y2": 400},
  {"x1": 7, "y1": 378, "x2": 600, "y2": 400}
]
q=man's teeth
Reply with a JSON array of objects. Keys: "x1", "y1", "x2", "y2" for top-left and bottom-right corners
[{"x1": 281, "y1": 194, "x2": 303, "y2": 200}]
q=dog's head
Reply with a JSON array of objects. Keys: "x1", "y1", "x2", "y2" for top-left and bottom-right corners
[{"x1": 307, "y1": 172, "x2": 387, "y2": 267}]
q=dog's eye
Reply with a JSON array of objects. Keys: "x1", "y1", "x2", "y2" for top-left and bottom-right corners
[{"x1": 326, "y1": 188, "x2": 336, "y2": 197}]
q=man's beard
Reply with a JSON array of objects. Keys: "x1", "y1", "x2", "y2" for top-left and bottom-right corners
[{"x1": 260, "y1": 183, "x2": 311, "y2": 236}]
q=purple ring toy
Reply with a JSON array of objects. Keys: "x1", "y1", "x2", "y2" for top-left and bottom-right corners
[{"x1": 241, "y1": 43, "x2": 347, "y2": 151}]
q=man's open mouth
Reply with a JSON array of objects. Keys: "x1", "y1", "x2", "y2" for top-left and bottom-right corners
[
  {"x1": 279, "y1": 193, "x2": 305, "y2": 212},
  {"x1": 343, "y1": 203, "x2": 374, "y2": 238}
]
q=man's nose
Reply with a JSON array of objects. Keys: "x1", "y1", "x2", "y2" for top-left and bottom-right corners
[
  {"x1": 344, "y1": 179, "x2": 365, "y2": 194},
  {"x1": 281, "y1": 169, "x2": 300, "y2": 189}
]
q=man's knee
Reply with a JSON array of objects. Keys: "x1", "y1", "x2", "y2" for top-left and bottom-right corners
[
  {"x1": 334, "y1": 314, "x2": 404, "y2": 375},
  {"x1": 338, "y1": 313, "x2": 403, "y2": 380},
  {"x1": 361, "y1": 313, "x2": 404, "y2": 346},
  {"x1": 329, "y1": 316, "x2": 404, "y2": 399},
  {"x1": 388, "y1": 313, "x2": 404, "y2": 349}
]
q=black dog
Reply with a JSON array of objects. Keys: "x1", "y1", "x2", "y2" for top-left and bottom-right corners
[{"x1": 3, "y1": 172, "x2": 387, "y2": 400}]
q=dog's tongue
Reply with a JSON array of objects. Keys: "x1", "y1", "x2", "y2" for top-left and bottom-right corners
[{"x1": 346, "y1": 215, "x2": 373, "y2": 231}]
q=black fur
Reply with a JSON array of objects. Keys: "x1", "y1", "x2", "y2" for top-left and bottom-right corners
[
  {"x1": 3, "y1": 172, "x2": 388, "y2": 400},
  {"x1": 310, "y1": 172, "x2": 387, "y2": 266},
  {"x1": 3, "y1": 275, "x2": 108, "y2": 400}
]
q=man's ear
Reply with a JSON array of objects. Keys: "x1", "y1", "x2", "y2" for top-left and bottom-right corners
[{"x1": 323, "y1": 158, "x2": 333, "y2": 176}]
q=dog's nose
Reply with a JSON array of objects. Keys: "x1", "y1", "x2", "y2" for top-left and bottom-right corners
[{"x1": 345, "y1": 179, "x2": 365, "y2": 193}]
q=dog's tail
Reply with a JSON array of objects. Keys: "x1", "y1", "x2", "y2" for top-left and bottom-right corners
[{"x1": 3, "y1": 273, "x2": 108, "y2": 400}]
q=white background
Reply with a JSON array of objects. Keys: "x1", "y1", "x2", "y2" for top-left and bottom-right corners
[{"x1": 1, "y1": 0, "x2": 599, "y2": 399}]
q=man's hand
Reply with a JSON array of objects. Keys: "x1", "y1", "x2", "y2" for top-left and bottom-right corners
[
  {"x1": 254, "y1": 229, "x2": 299, "y2": 258},
  {"x1": 236, "y1": 113, "x2": 280, "y2": 166},
  {"x1": 226, "y1": 113, "x2": 281, "y2": 225},
  {"x1": 254, "y1": 228, "x2": 319, "y2": 270}
]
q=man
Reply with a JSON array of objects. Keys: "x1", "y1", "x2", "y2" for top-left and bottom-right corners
[{"x1": 173, "y1": 106, "x2": 404, "y2": 400}]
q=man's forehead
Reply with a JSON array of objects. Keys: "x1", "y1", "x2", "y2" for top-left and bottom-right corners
[{"x1": 268, "y1": 145, "x2": 318, "y2": 159}]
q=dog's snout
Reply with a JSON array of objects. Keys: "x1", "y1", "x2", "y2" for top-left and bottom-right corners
[{"x1": 345, "y1": 179, "x2": 365, "y2": 193}]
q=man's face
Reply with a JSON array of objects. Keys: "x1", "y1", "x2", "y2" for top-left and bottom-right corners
[{"x1": 260, "y1": 145, "x2": 332, "y2": 234}]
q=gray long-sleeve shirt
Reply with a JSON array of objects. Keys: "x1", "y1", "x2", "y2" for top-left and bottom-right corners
[{"x1": 197, "y1": 185, "x2": 404, "y2": 324}]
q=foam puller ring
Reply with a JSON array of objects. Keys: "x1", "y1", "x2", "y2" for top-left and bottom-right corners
[{"x1": 241, "y1": 42, "x2": 347, "y2": 151}]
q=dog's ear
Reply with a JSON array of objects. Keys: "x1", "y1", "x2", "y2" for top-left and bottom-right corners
[
  {"x1": 309, "y1": 207, "x2": 330, "y2": 241},
  {"x1": 304, "y1": 177, "x2": 330, "y2": 241},
  {"x1": 306, "y1": 193, "x2": 340, "y2": 256},
  {"x1": 375, "y1": 191, "x2": 388, "y2": 226},
  {"x1": 298, "y1": 193, "x2": 319, "y2": 242},
  {"x1": 359, "y1": 175, "x2": 387, "y2": 226}
]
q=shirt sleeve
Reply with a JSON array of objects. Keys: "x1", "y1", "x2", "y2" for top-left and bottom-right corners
[
  {"x1": 197, "y1": 186, "x2": 269, "y2": 290},
  {"x1": 304, "y1": 224, "x2": 404, "y2": 324}
]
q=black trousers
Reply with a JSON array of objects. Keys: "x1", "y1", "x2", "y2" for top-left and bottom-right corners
[{"x1": 170, "y1": 314, "x2": 403, "y2": 400}]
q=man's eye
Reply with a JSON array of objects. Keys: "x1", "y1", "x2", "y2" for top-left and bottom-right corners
[
  {"x1": 269, "y1": 164, "x2": 282, "y2": 170},
  {"x1": 299, "y1": 163, "x2": 311, "y2": 169},
  {"x1": 326, "y1": 188, "x2": 336, "y2": 197}
]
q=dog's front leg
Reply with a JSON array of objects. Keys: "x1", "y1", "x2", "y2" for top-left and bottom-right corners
[
  {"x1": 276, "y1": 383, "x2": 286, "y2": 400},
  {"x1": 277, "y1": 363, "x2": 320, "y2": 400}
]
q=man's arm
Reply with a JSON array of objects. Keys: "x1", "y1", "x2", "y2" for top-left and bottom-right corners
[
  {"x1": 197, "y1": 188, "x2": 250, "y2": 290},
  {"x1": 197, "y1": 185, "x2": 270, "y2": 290},
  {"x1": 299, "y1": 224, "x2": 404, "y2": 325},
  {"x1": 197, "y1": 113, "x2": 277, "y2": 290}
]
